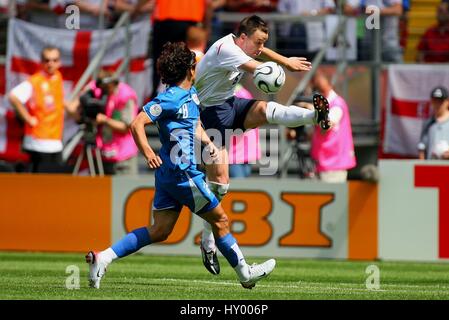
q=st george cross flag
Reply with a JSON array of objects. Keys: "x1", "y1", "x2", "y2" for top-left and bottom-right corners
[
  {"x1": 0, "y1": 18, "x2": 152, "y2": 162},
  {"x1": 382, "y1": 64, "x2": 449, "y2": 158}
]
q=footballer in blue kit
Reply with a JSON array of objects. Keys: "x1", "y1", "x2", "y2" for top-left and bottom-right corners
[
  {"x1": 142, "y1": 85, "x2": 218, "y2": 214},
  {"x1": 85, "y1": 42, "x2": 276, "y2": 290}
]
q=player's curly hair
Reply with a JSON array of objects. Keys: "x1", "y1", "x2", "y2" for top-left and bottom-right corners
[{"x1": 157, "y1": 42, "x2": 196, "y2": 86}]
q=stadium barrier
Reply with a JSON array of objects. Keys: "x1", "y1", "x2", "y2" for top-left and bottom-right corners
[
  {"x1": 379, "y1": 160, "x2": 449, "y2": 261},
  {"x1": 0, "y1": 173, "x2": 376, "y2": 260},
  {"x1": 0, "y1": 160, "x2": 447, "y2": 261}
]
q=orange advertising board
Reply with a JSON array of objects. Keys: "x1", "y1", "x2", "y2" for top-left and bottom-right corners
[
  {"x1": 0, "y1": 174, "x2": 111, "y2": 252},
  {"x1": 0, "y1": 174, "x2": 378, "y2": 260}
]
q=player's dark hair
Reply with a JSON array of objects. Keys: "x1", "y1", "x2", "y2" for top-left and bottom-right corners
[
  {"x1": 157, "y1": 42, "x2": 196, "y2": 86},
  {"x1": 237, "y1": 15, "x2": 268, "y2": 37}
]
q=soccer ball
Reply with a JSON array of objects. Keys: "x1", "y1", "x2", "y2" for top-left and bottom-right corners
[{"x1": 253, "y1": 61, "x2": 286, "y2": 94}]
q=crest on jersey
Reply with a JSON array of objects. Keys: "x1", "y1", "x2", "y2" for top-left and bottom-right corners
[
  {"x1": 149, "y1": 104, "x2": 162, "y2": 117},
  {"x1": 192, "y1": 93, "x2": 200, "y2": 105}
]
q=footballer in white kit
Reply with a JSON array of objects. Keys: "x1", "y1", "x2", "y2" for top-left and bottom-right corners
[{"x1": 194, "y1": 15, "x2": 331, "y2": 276}]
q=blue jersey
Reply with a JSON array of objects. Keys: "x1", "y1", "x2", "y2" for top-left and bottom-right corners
[
  {"x1": 143, "y1": 86, "x2": 201, "y2": 172},
  {"x1": 142, "y1": 85, "x2": 219, "y2": 215}
]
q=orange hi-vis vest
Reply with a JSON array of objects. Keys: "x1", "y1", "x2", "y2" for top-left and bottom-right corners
[
  {"x1": 26, "y1": 70, "x2": 65, "y2": 142},
  {"x1": 153, "y1": 0, "x2": 205, "y2": 22}
]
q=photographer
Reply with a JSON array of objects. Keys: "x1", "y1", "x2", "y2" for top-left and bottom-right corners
[{"x1": 77, "y1": 69, "x2": 139, "y2": 175}]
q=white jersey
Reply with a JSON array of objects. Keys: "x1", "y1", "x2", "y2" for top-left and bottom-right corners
[{"x1": 195, "y1": 34, "x2": 253, "y2": 107}]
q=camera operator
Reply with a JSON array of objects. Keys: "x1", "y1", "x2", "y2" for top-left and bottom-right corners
[{"x1": 77, "y1": 69, "x2": 139, "y2": 175}]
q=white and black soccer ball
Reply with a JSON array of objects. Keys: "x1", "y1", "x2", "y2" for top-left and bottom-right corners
[{"x1": 253, "y1": 61, "x2": 286, "y2": 94}]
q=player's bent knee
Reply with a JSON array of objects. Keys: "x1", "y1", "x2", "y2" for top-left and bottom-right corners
[
  {"x1": 257, "y1": 100, "x2": 268, "y2": 113},
  {"x1": 245, "y1": 101, "x2": 268, "y2": 128},
  {"x1": 149, "y1": 225, "x2": 172, "y2": 243},
  {"x1": 208, "y1": 182, "x2": 229, "y2": 202}
]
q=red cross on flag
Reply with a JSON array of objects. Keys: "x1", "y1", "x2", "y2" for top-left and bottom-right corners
[
  {"x1": 381, "y1": 65, "x2": 449, "y2": 158},
  {"x1": 0, "y1": 18, "x2": 152, "y2": 162}
]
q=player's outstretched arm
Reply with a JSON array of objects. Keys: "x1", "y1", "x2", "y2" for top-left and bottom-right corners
[
  {"x1": 130, "y1": 111, "x2": 162, "y2": 169},
  {"x1": 259, "y1": 47, "x2": 312, "y2": 72}
]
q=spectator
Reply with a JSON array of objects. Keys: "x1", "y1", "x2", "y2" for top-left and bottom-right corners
[
  {"x1": 22, "y1": 1, "x2": 57, "y2": 27},
  {"x1": 310, "y1": 70, "x2": 356, "y2": 182},
  {"x1": 186, "y1": 25, "x2": 208, "y2": 63},
  {"x1": 7, "y1": 0, "x2": 27, "y2": 20},
  {"x1": 417, "y1": 1, "x2": 449, "y2": 63},
  {"x1": 208, "y1": 0, "x2": 227, "y2": 44},
  {"x1": 277, "y1": 0, "x2": 335, "y2": 16},
  {"x1": 209, "y1": 0, "x2": 228, "y2": 44},
  {"x1": 226, "y1": 0, "x2": 278, "y2": 13},
  {"x1": 114, "y1": 0, "x2": 154, "y2": 22},
  {"x1": 364, "y1": 0, "x2": 403, "y2": 63},
  {"x1": 402, "y1": 0, "x2": 410, "y2": 11},
  {"x1": 418, "y1": 86, "x2": 449, "y2": 160},
  {"x1": 77, "y1": 69, "x2": 139, "y2": 175},
  {"x1": 74, "y1": 0, "x2": 114, "y2": 29},
  {"x1": 133, "y1": 0, "x2": 212, "y2": 99},
  {"x1": 8, "y1": 46, "x2": 78, "y2": 173},
  {"x1": 0, "y1": 0, "x2": 7, "y2": 13},
  {"x1": 336, "y1": 1, "x2": 367, "y2": 61},
  {"x1": 277, "y1": 0, "x2": 335, "y2": 59},
  {"x1": 340, "y1": 0, "x2": 361, "y2": 15}
]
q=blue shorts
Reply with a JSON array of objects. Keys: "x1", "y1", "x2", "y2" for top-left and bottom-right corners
[
  {"x1": 200, "y1": 96, "x2": 257, "y2": 147},
  {"x1": 153, "y1": 167, "x2": 219, "y2": 215}
]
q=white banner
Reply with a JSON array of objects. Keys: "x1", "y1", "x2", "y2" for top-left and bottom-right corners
[
  {"x1": 6, "y1": 18, "x2": 151, "y2": 105},
  {"x1": 0, "y1": 18, "x2": 152, "y2": 160},
  {"x1": 379, "y1": 160, "x2": 449, "y2": 261},
  {"x1": 382, "y1": 64, "x2": 449, "y2": 157}
]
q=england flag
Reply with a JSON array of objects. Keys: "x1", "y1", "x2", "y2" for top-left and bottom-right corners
[{"x1": 0, "y1": 18, "x2": 152, "y2": 162}]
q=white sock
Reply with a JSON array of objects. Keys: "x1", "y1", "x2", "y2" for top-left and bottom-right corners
[
  {"x1": 266, "y1": 101, "x2": 316, "y2": 127},
  {"x1": 230, "y1": 243, "x2": 250, "y2": 282},
  {"x1": 99, "y1": 248, "x2": 118, "y2": 265},
  {"x1": 201, "y1": 220, "x2": 216, "y2": 252}
]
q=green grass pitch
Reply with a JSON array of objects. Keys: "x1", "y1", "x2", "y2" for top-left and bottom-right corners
[{"x1": 1, "y1": 251, "x2": 448, "y2": 300}]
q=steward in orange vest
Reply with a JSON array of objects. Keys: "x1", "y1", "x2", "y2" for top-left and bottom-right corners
[
  {"x1": 8, "y1": 46, "x2": 77, "y2": 173},
  {"x1": 133, "y1": 0, "x2": 211, "y2": 99}
]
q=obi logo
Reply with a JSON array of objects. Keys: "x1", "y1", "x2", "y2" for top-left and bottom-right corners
[{"x1": 123, "y1": 189, "x2": 334, "y2": 247}]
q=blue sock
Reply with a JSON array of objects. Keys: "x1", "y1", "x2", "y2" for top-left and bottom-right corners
[
  {"x1": 216, "y1": 233, "x2": 239, "y2": 268},
  {"x1": 111, "y1": 227, "x2": 152, "y2": 258}
]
